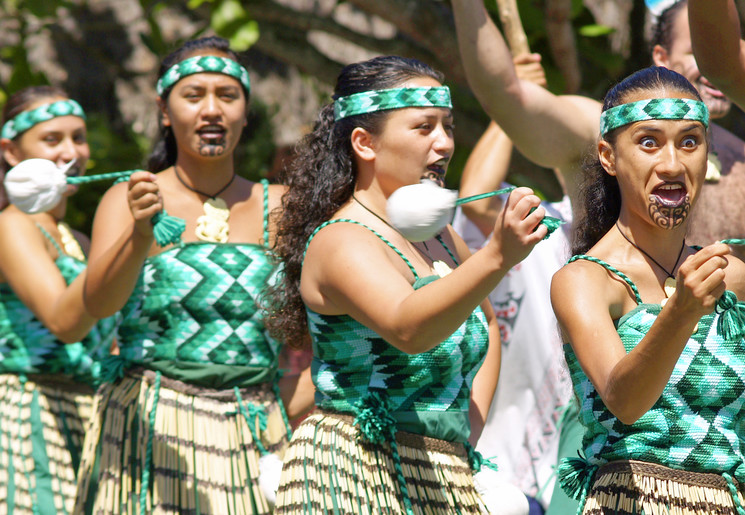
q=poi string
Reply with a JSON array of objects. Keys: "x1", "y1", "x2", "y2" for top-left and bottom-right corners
[
  {"x1": 72, "y1": 171, "x2": 186, "y2": 247},
  {"x1": 5, "y1": 162, "x2": 185, "y2": 247}
]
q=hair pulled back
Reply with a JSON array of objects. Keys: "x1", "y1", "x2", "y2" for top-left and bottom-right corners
[
  {"x1": 650, "y1": 0, "x2": 688, "y2": 52},
  {"x1": 265, "y1": 55, "x2": 444, "y2": 346},
  {"x1": 147, "y1": 36, "x2": 248, "y2": 172},
  {"x1": 571, "y1": 65, "x2": 703, "y2": 255}
]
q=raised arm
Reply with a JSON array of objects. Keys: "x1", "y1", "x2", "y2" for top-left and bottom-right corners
[
  {"x1": 83, "y1": 172, "x2": 161, "y2": 318},
  {"x1": 451, "y1": 0, "x2": 601, "y2": 171},
  {"x1": 689, "y1": 0, "x2": 745, "y2": 110},
  {"x1": 0, "y1": 210, "x2": 97, "y2": 343}
]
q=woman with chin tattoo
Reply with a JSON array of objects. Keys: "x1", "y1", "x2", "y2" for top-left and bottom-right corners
[
  {"x1": 267, "y1": 55, "x2": 548, "y2": 514},
  {"x1": 74, "y1": 36, "x2": 314, "y2": 514},
  {"x1": 551, "y1": 66, "x2": 745, "y2": 514},
  {"x1": 0, "y1": 85, "x2": 118, "y2": 514}
]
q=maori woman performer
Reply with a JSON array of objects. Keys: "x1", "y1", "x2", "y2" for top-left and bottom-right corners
[
  {"x1": 0, "y1": 86, "x2": 118, "y2": 514},
  {"x1": 551, "y1": 65, "x2": 745, "y2": 514},
  {"x1": 74, "y1": 36, "x2": 313, "y2": 514},
  {"x1": 267, "y1": 55, "x2": 549, "y2": 514}
]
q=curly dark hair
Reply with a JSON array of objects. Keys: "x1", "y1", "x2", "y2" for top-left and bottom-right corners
[
  {"x1": 571, "y1": 65, "x2": 703, "y2": 255},
  {"x1": 264, "y1": 55, "x2": 444, "y2": 347},
  {"x1": 147, "y1": 36, "x2": 249, "y2": 172}
]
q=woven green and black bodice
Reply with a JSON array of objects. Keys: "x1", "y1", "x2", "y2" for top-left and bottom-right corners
[
  {"x1": 0, "y1": 253, "x2": 117, "y2": 386},
  {"x1": 115, "y1": 181, "x2": 282, "y2": 388},
  {"x1": 307, "y1": 219, "x2": 490, "y2": 443},
  {"x1": 565, "y1": 255, "x2": 745, "y2": 480}
]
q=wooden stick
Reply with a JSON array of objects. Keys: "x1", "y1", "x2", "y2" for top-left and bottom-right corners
[{"x1": 494, "y1": 0, "x2": 531, "y2": 55}]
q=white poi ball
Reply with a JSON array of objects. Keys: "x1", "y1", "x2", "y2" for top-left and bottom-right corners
[
  {"x1": 4, "y1": 158, "x2": 69, "y2": 214},
  {"x1": 258, "y1": 452, "x2": 284, "y2": 506},
  {"x1": 387, "y1": 180, "x2": 458, "y2": 242}
]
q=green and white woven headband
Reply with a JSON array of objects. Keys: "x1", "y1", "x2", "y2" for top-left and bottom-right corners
[
  {"x1": 600, "y1": 97, "x2": 709, "y2": 137},
  {"x1": 156, "y1": 55, "x2": 251, "y2": 96},
  {"x1": 1, "y1": 100, "x2": 86, "y2": 140},
  {"x1": 334, "y1": 86, "x2": 452, "y2": 121}
]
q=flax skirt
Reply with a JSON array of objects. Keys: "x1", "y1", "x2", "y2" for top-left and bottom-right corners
[
  {"x1": 73, "y1": 370, "x2": 289, "y2": 515},
  {"x1": 275, "y1": 410, "x2": 486, "y2": 514},
  {"x1": 582, "y1": 460, "x2": 745, "y2": 514},
  {"x1": 0, "y1": 373, "x2": 95, "y2": 515}
]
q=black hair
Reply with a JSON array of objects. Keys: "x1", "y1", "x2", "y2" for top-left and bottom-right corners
[
  {"x1": 650, "y1": 0, "x2": 688, "y2": 52},
  {"x1": 265, "y1": 55, "x2": 444, "y2": 346},
  {"x1": 146, "y1": 36, "x2": 249, "y2": 172},
  {"x1": 572, "y1": 65, "x2": 703, "y2": 255}
]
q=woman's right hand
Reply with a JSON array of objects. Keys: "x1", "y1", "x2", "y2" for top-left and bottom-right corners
[
  {"x1": 488, "y1": 186, "x2": 546, "y2": 269},
  {"x1": 667, "y1": 242, "x2": 730, "y2": 319},
  {"x1": 127, "y1": 171, "x2": 162, "y2": 239}
]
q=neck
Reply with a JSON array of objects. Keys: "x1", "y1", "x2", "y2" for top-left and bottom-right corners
[
  {"x1": 173, "y1": 158, "x2": 235, "y2": 198},
  {"x1": 615, "y1": 217, "x2": 687, "y2": 275}
]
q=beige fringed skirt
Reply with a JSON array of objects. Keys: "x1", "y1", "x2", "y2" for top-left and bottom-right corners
[
  {"x1": 0, "y1": 373, "x2": 94, "y2": 515},
  {"x1": 275, "y1": 410, "x2": 486, "y2": 515},
  {"x1": 582, "y1": 460, "x2": 745, "y2": 514},
  {"x1": 74, "y1": 369, "x2": 289, "y2": 515}
]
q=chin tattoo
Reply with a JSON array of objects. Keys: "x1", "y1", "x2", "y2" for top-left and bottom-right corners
[
  {"x1": 198, "y1": 139, "x2": 227, "y2": 156},
  {"x1": 648, "y1": 194, "x2": 690, "y2": 229}
]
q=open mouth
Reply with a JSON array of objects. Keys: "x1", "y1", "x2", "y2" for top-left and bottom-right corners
[
  {"x1": 197, "y1": 125, "x2": 227, "y2": 142},
  {"x1": 652, "y1": 183, "x2": 688, "y2": 207},
  {"x1": 424, "y1": 160, "x2": 448, "y2": 187}
]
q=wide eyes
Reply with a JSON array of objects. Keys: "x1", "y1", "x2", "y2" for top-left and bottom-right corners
[
  {"x1": 680, "y1": 135, "x2": 698, "y2": 148},
  {"x1": 636, "y1": 134, "x2": 700, "y2": 150}
]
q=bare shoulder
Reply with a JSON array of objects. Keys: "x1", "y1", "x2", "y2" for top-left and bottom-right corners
[{"x1": 551, "y1": 257, "x2": 618, "y2": 308}]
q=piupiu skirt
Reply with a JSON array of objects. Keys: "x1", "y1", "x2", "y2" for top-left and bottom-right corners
[
  {"x1": 582, "y1": 460, "x2": 745, "y2": 514},
  {"x1": 275, "y1": 410, "x2": 486, "y2": 514},
  {"x1": 74, "y1": 369, "x2": 289, "y2": 515},
  {"x1": 0, "y1": 373, "x2": 94, "y2": 515}
]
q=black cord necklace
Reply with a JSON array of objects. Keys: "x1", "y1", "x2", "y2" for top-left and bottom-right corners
[
  {"x1": 615, "y1": 222, "x2": 685, "y2": 279},
  {"x1": 174, "y1": 167, "x2": 236, "y2": 243},
  {"x1": 174, "y1": 166, "x2": 236, "y2": 199},
  {"x1": 352, "y1": 193, "x2": 449, "y2": 275}
]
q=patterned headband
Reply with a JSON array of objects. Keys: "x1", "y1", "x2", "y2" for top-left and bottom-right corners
[
  {"x1": 1, "y1": 100, "x2": 86, "y2": 140},
  {"x1": 600, "y1": 98, "x2": 709, "y2": 137},
  {"x1": 334, "y1": 86, "x2": 452, "y2": 121},
  {"x1": 156, "y1": 55, "x2": 251, "y2": 96}
]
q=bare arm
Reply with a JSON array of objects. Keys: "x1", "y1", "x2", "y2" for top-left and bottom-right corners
[
  {"x1": 459, "y1": 121, "x2": 514, "y2": 237},
  {"x1": 451, "y1": 0, "x2": 601, "y2": 171},
  {"x1": 0, "y1": 210, "x2": 97, "y2": 342},
  {"x1": 689, "y1": 0, "x2": 745, "y2": 111},
  {"x1": 277, "y1": 366, "x2": 315, "y2": 420},
  {"x1": 304, "y1": 188, "x2": 546, "y2": 355},
  {"x1": 552, "y1": 244, "x2": 729, "y2": 424},
  {"x1": 84, "y1": 172, "x2": 161, "y2": 318}
]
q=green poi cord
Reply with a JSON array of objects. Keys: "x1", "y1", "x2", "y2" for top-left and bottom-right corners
[
  {"x1": 456, "y1": 186, "x2": 565, "y2": 240},
  {"x1": 68, "y1": 171, "x2": 185, "y2": 247}
]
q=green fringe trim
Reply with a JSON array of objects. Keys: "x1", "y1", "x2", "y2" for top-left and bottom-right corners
[
  {"x1": 716, "y1": 290, "x2": 745, "y2": 341},
  {"x1": 557, "y1": 455, "x2": 597, "y2": 514},
  {"x1": 464, "y1": 441, "x2": 499, "y2": 473}
]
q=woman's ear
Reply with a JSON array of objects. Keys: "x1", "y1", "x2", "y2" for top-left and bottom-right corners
[
  {"x1": 0, "y1": 138, "x2": 23, "y2": 168},
  {"x1": 598, "y1": 138, "x2": 616, "y2": 176},
  {"x1": 350, "y1": 127, "x2": 376, "y2": 162},
  {"x1": 157, "y1": 97, "x2": 171, "y2": 127}
]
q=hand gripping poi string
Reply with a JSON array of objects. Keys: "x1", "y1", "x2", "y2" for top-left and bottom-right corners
[
  {"x1": 4, "y1": 158, "x2": 185, "y2": 247},
  {"x1": 386, "y1": 180, "x2": 564, "y2": 242}
]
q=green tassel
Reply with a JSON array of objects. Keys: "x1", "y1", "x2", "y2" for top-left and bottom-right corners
[
  {"x1": 464, "y1": 441, "x2": 499, "y2": 472},
  {"x1": 354, "y1": 391, "x2": 413, "y2": 515},
  {"x1": 539, "y1": 214, "x2": 564, "y2": 240},
  {"x1": 557, "y1": 456, "x2": 596, "y2": 502},
  {"x1": 716, "y1": 290, "x2": 745, "y2": 341},
  {"x1": 151, "y1": 210, "x2": 185, "y2": 247},
  {"x1": 99, "y1": 354, "x2": 130, "y2": 383}
]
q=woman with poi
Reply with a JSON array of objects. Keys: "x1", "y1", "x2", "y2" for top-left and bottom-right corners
[
  {"x1": 0, "y1": 85, "x2": 118, "y2": 513},
  {"x1": 73, "y1": 36, "x2": 313, "y2": 514},
  {"x1": 551, "y1": 65, "x2": 745, "y2": 514},
  {"x1": 267, "y1": 54, "x2": 550, "y2": 514}
]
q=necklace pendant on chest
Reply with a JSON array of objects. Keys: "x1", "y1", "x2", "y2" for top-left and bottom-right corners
[
  {"x1": 432, "y1": 260, "x2": 452, "y2": 278},
  {"x1": 195, "y1": 197, "x2": 230, "y2": 243},
  {"x1": 660, "y1": 277, "x2": 676, "y2": 307}
]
